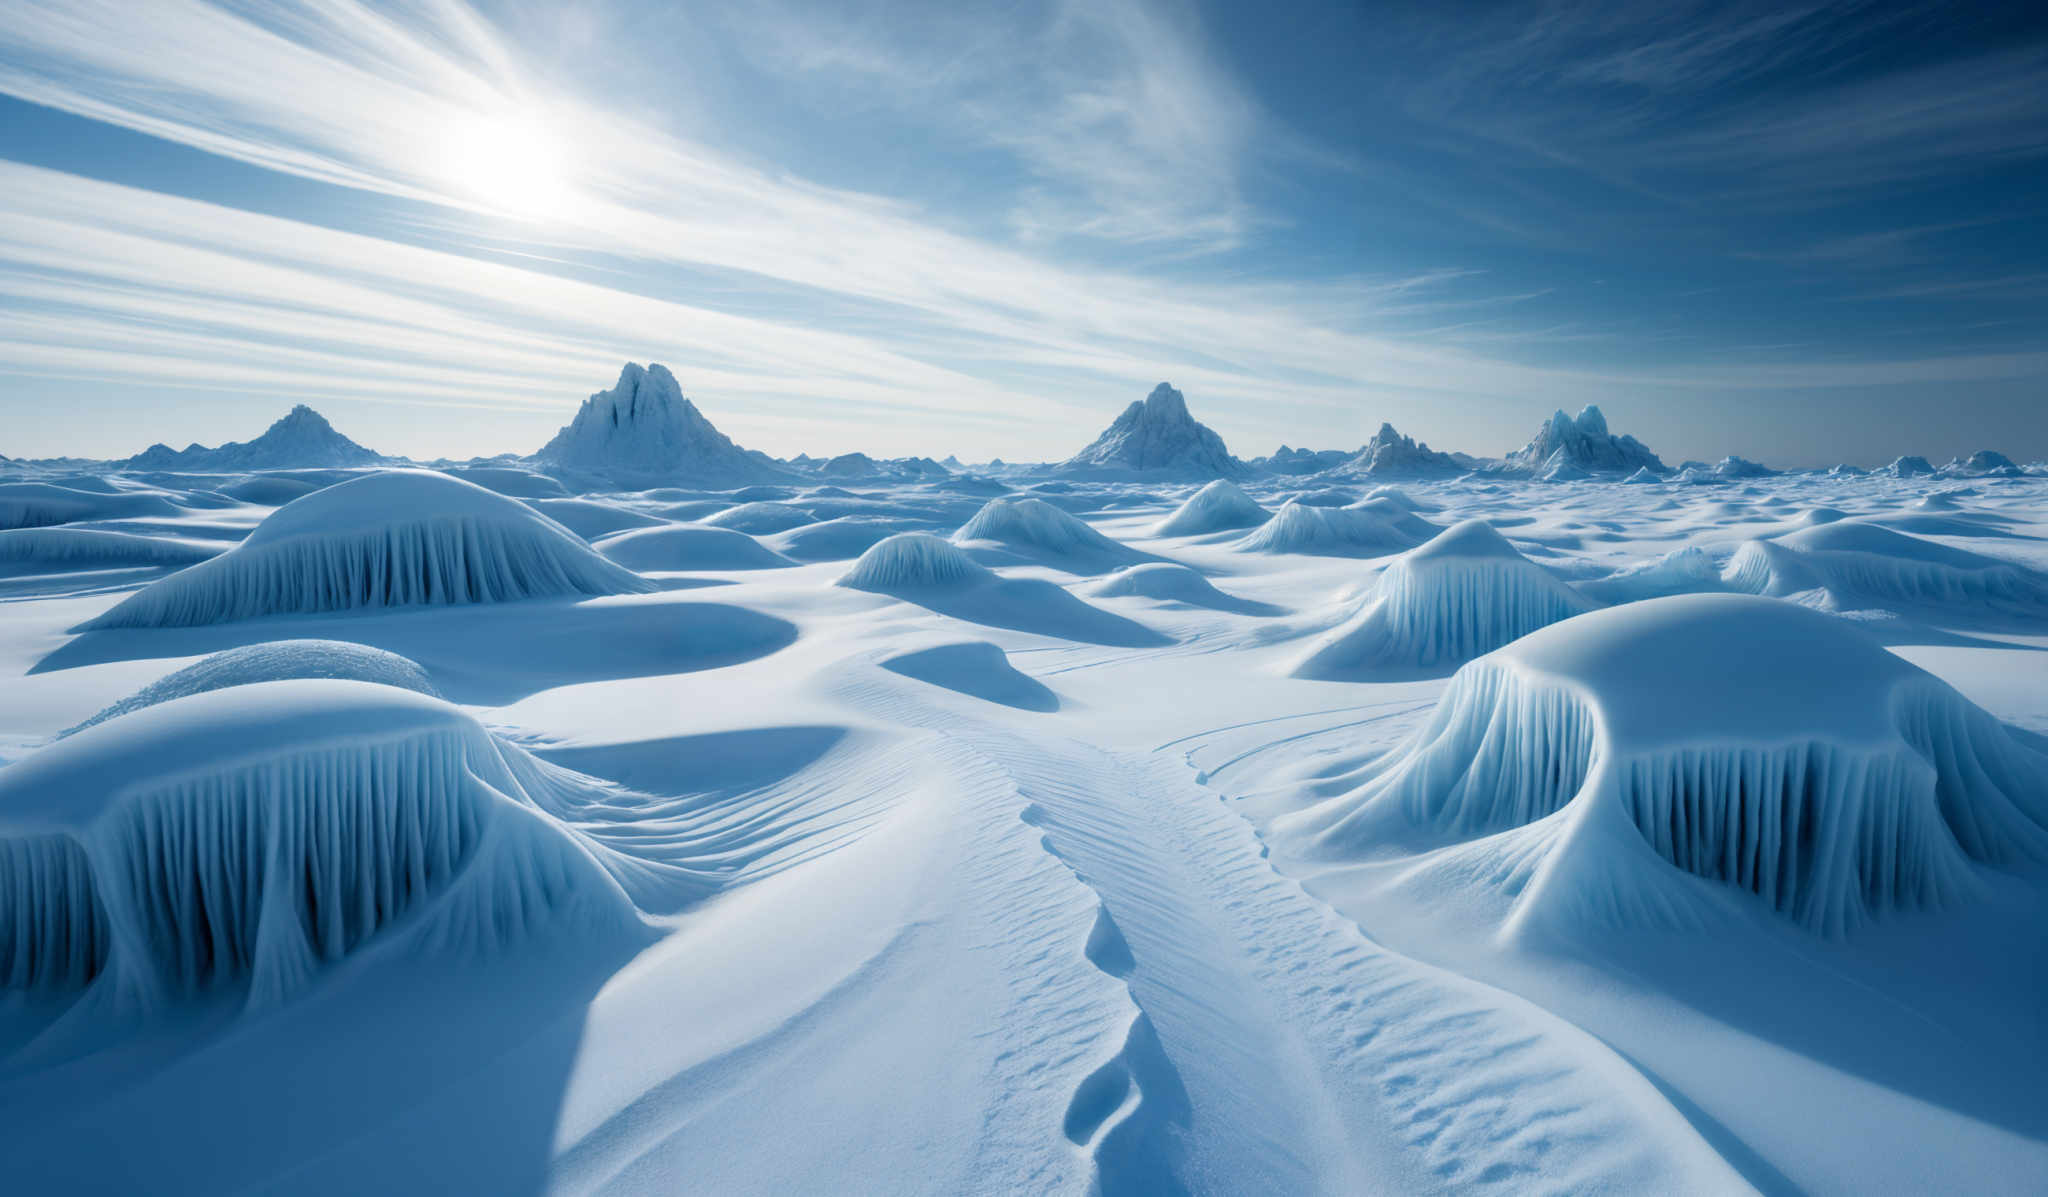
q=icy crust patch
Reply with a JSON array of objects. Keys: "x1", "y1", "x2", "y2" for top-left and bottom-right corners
[
  {"x1": 1150, "y1": 480, "x2": 1268, "y2": 536},
  {"x1": 62, "y1": 640, "x2": 440, "y2": 737},
  {"x1": 0, "y1": 527, "x2": 220, "y2": 574},
  {"x1": 1281, "y1": 595, "x2": 2048, "y2": 937},
  {"x1": 83, "y1": 470, "x2": 652, "y2": 629},
  {"x1": 0, "y1": 682, "x2": 726, "y2": 1010},
  {"x1": 838, "y1": 533, "x2": 992, "y2": 590},
  {"x1": 1236, "y1": 499, "x2": 1440, "y2": 557},
  {"x1": 1723, "y1": 521, "x2": 2046, "y2": 609},
  {"x1": 1294, "y1": 521, "x2": 1596, "y2": 678}
]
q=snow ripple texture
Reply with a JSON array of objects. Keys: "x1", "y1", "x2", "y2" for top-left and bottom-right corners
[{"x1": 84, "y1": 470, "x2": 652, "y2": 629}]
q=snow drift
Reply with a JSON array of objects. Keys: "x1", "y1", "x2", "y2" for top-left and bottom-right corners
[
  {"x1": 1236, "y1": 499, "x2": 1439, "y2": 557},
  {"x1": 0, "y1": 681, "x2": 723, "y2": 1008},
  {"x1": 1279, "y1": 595, "x2": 2048, "y2": 937},
  {"x1": 595, "y1": 524, "x2": 794, "y2": 572},
  {"x1": 1293, "y1": 521, "x2": 1597, "y2": 678},
  {"x1": 1723, "y1": 521, "x2": 2045, "y2": 609},
  {"x1": 0, "y1": 482, "x2": 182, "y2": 530},
  {"x1": 1151, "y1": 480, "x2": 1269, "y2": 537},
  {"x1": 0, "y1": 527, "x2": 220, "y2": 575},
  {"x1": 83, "y1": 470, "x2": 651, "y2": 629},
  {"x1": 955, "y1": 497, "x2": 1137, "y2": 566},
  {"x1": 63, "y1": 641, "x2": 440, "y2": 736},
  {"x1": 839, "y1": 533, "x2": 993, "y2": 591}
]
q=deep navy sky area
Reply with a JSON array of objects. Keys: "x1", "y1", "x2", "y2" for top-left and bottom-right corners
[{"x1": 0, "y1": 0, "x2": 2042, "y2": 465}]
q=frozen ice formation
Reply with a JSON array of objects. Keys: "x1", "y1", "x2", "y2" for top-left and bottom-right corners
[
  {"x1": 83, "y1": 469, "x2": 652, "y2": 629},
  {"x1": 1293, "y1": 520, "x2": 1596, "y2": 678},
  {"x1": 536, "y1": 363, "x2": 783, "y2": 485},
  {"x1": 1338, "y1": 423, "x2": 1464, "y2": 479},
  {"x1": 1236, "y1": 498, "x2": 1440, "y2": 557},
  {"x1": 124, "y1": 405, "x2": 382, "y2": 472},
  {"x1": 1063, "y1": 383, "x2": 1243, "y2": 478},
  {"x1": 63, "y1": 640, "x2": 440, "y2": 736},
  {"x1": 1280, "y1": 594, "x2": 2048, "y2": 936},
  {"x1": 0, "y1": 681, "x2": 720, "y2": 1006},
  {"x1": 1879, "y1": 455, "x2": 1935, "y2": 478},
  {"x1": 1578, "y1": 546, "x2": 1724, "y2": 604},
  {"x1": 838, "y1": 532, "x2": 993, "y2": 590},
  {"x1": 1723, "y1": 521, "x2": 2044, "y2": 609},
  {"x1": 1498, "y1": 406, "x2": 1666, "y2": 477},
  {"x1": 1151, "y1": 480, "x2": 1270, "y2": 537}
]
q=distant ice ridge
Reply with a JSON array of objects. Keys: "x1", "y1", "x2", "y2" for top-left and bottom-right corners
[
  {"x1": 123, "y1": 405, "x2": 382, "y2": 472},
  {"x1": 1151, "y1": 480, "x2": 1269, "y2": 536},
  {"x1": 536, "y1": 362, "x2": 785, "y2": 485},
  {"x1": 1293, "y1": 521, "x2": 1595, "y2": 678},
  {"x1": 1237, "y1": 498, "x2": 1439, "y2": 557},
  {"x1": 62, "y1": 641, "x2": 440, "y2": 736},
  {"x1": 1277, "y1": 595, "x2": 2048, "y2": 937},
  {"x1": 0, "y1": 681, "x2": 727, "y2": 1010},
  {"x1": 1497, "y1": 406, "x2": 1666, "y2": 477},
  {"x1": 83, "y1": 470, "x2": 651, "y2": 629},
  {"x1": 1062, "y1": 383, "x2": 1244, "y2": 478}
]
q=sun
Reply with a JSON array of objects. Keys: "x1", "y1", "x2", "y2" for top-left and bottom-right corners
[{"x1": 440, "y1": 109, "x2": 575, "y2": 221}]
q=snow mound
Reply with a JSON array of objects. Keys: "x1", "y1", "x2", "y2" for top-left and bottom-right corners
[
  {"x1": 595, "y1": 524, "x2": 794, "y2": 572},
  {"x1": 1293, "y1": 521, "x2": 1596, "y2": 678},
  {"x1": 1499, "y1": 406, "x2": 1666, "y2": 477},
  {"x1": 63, "y1": 641, "x2": 439, "y2": 736},
  {"x1": 524, "y1": 498, "x2": 666, "y2": 540},
  {"x1": 536, "y1": 363, "x2": 781, "y2": 485},
  {"x1": 1088, "y1": 563, "x2": 1237, "y2": 605},
  {"x1": 1723, "y1": 522, "x2": 2045, "y2": 609},
  {"x1": 1236, "y1": 499, "x2": 1439, "y2": 558},
  {"x1": 702, "y1": 501, "x2": 816, "y2": 535},
  {"x1": 1151, "y1": 480, "x2": 1269, "y2": 537},
  {"x1": 0, "y1": 681, "x2": 722, "y2": 1006},
  {"x1": 1879, "y1": 455, "x2": 1935, "y2": 478},
  {"x1": 955, "y1": 497, "x2": 1136, "y2": 562},
  {"x1": 1282, "y1": 595, "x2": 2048, "y2": 936},
  {"x1": 839, "y1": 533, "x2": 993, "y2": 591},
  {"x1": 0, "y1": 528, "x2": 219, "y2": 575},
  {"x1": 124, "y1": 406, "x2": 382, "y2": 472},
  {"x1": 1063, "y1": 383, "x2": 1243, "y2": 478},
  {"x1": 84, "y1": 470, "x2": 651, "y2": 629},
  {"x1": 0, "y1": 482, "x2": 182, "y2": 530}
]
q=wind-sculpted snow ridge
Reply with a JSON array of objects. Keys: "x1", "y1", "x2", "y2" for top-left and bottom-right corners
[
  {"x1": 1236, "y1": 498, "x2": 1440, "y2": 557},
  {"x1": 1578, "y1": 546, "x2": 1725, "y2": 603},
  {"x1": 1279, "y1": 595, "x2": 2048, "y2": 938},
  {"x1": 1151, "y1": 479, "x2": 1269, "y2": 536},
  {"x1": 83, "y1": 470, "x2": 652, "y2": 629},
  {"x1": 0, "y1": 681, "x2": 733, "y2": 1013},
  {"x1": 62, "y1": 641, "x2": 440, "y2": 737},
  {"x1": 1294, "y1": 521, "x2": 1598, "y2": 679},
  {"x1": 1062, "y1": 382, "x2": 1244, "y2": 478},
  {"x1": 1723, "y1": 521, "x2": 2045, "y2": 610},
  {"x1": 0, "y1": 482, "x2": 182, "y2": 530},
  {"x1": 838, "y1": 532, "x2": 993, "y2": 590},
  {"x1": 955, "y1": 496, "x2": 1136, "y2": 564},
  {"x1": 0, "y1": 527, "x2": 219, "y2": 574}
]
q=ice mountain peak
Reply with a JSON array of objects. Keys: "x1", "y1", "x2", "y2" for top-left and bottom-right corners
[
  {"x1": 122, "y1": 402, "x2": 382, "y2": 471},
  {"x1": 537, "y1": 362, "x2": 780, "y2": 484},
  {"x1": 1501, "y1": 404, "x2": 1664, "y2": 476},
  {"x1": 1063, "y1": 382, "x2": 1243, "y2": 478}
]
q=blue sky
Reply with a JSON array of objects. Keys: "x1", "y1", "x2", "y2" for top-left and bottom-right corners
[{"x1": 0, "y1": 0, "x2": 2042, "y2": 466}]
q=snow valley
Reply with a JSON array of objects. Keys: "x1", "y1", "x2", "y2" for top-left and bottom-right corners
[{"x1": 0, "y1": 366, "x2": 2045, "y2": 1194}]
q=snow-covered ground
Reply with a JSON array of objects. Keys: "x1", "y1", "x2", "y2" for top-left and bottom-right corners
[{"x1": 1, "y1": 461, "x2": 2045, "y2": 1194}]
